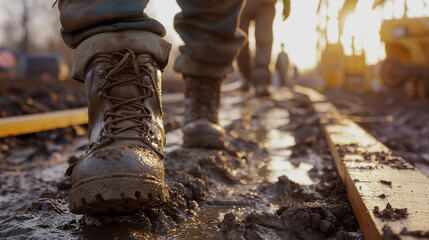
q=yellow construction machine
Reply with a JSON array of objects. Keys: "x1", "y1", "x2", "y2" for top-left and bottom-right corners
[
  {"x1": 317, "y1": 0, "x2": 367, "y2": 90},
  {"x1": 380, "y1": 17, "x2": 429, "y2": 98}
]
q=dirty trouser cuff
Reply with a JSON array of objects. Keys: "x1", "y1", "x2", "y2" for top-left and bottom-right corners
[
  {"x1": 174, "y1": 54, "x2": 234, "y2": 78},
  {"x1": 72, "y1": 30, "x2": 171, "y2": 82}
]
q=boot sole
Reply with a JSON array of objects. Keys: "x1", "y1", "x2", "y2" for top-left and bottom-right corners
[{"x1": 68, "y1": 176, "x2": 169, "y2": 214}]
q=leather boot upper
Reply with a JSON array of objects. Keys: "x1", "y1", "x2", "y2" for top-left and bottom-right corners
[
  {"x1": 183, "y1": 76, "x2": 222, "y2": 125},
  {"x1": 85, "y1": 50, "x2": 165, "y2": 154},
  {"x1": 67, "y1": 49, "x2": 165, "y2": 185},
  {"x1": 182, "y1": 75, "x2": 225, "y2": 148}
]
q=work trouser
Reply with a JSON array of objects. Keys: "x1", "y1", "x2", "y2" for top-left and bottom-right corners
[
  {"x1": 236, "y1": 0, "x2": 275, "y2": 85},
  {"x1": 57, "y1": 0, "x2": 246, "y2": 82}
]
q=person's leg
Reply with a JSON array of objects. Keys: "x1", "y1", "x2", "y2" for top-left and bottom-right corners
[
  {"x1": 279, "y1": 74, "x2": 285, "y2": 86},
  {"x1": 236, "y1": 1, "x2": 255, "y2": 91},
  {"x1": 58, "y1": 0, "x2": 171, "y2": 214},
  {"x1": 283, "y1": 69, "x2": 288, "y2": 86},
  {"x1": 174, "y1": 0, "x2": 246, "y2": 148},
  {"x1": 252, "y1": 2, "x2": 276, "y2": 97}
]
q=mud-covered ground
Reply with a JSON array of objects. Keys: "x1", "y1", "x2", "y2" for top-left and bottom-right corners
[
  {"x1": 0, "y1": 80, "x2": 363, "y2": 239},
  {"x1": 325, "y1": 89, "x2": 429, "y2": 178},
  {"x1": 0, "y1": 79, "x2": 87, "y2": 118}
]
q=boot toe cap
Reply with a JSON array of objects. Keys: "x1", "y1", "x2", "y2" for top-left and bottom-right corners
[
  {"x1": 70, "y1": 145, "x2": 165, "y2": 186},
  {"x1": 183, "y1": 119, "x2": 225, "y2": 149}
]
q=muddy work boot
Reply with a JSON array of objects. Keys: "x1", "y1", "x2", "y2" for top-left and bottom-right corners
[
  {"x1": 182, "y1": 76, "x2": 225, "y2": 149},
  {"x1": 67, "y1": 49, "x2": 168, "y2": 214},
  {"x1": 253, "y1": 77, "x2": 271, "y2": 98},
  {"x1": 252, "y1": 69, "x2": 271, "y2": 97}
]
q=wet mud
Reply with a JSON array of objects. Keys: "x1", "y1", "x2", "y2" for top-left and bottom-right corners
[
  {"x1": 382, "y1": 225, "x2": 429, "y2": 239},
  {"x1": 373, "y1": 203, "x2": 408, "y2": 221},
  {"x1": 1, "y1": 85, "x2": 362, "y2": 239}
]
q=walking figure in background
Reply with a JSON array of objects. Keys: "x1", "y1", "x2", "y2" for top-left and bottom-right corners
[
  {"x1": 57, "y1": 0, "x2": 245, "y2": 214},
  {"x1": 237, "y1": 0, "x2": 290, "y2": 97},
  {"x1": 292, "y1": 65, "x2": 299, "y2": 87},
  {"x1": 275, "y1": 43, "x2": 289, "y2": 86}
]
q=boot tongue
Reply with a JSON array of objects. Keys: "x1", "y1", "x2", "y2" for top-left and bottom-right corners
[
  {"x1": 109, "y1": 83, "x2": 140, "y2": 110},
  {"x1": 108, "y1": 80, "x2": 144, "y2": 138}
]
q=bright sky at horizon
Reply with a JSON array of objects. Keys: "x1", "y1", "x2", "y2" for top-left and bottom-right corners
[
  {"x1": 147, "y1": 0, "x2": 320, "y2": 71},
  {"x1": 3, "y1": 0, "x2": 429, "y2": 72}
]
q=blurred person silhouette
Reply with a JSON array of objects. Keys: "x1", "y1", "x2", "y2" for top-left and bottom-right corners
[
  {"x1": 292, "y1": 65, "x2": 299, "y2": 87},
  {"x1": 275, "y1": 43, "x2": 289, "y2": 86},
  {"x1": 56, "y1": 0, "x2": 245, "y2": 214},
  {"x1": 237, "y1": 0, "x2": 290, "y2": 97}
]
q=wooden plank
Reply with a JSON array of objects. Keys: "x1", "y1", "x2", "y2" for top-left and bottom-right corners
[
  {"x1": 294, "y1": 86, "x2": 429, "y2": 240},
  {"x1": 0, "y1": 107, "x2": 88, "y2": 138}
]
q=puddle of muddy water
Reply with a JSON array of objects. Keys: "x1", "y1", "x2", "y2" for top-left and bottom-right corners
[
  {"x1": 165, "y1": 201, "x2": 285, "y2": 240},
  {"x1": 227, "y1": 96, "x2": 316, "y2": 186},
  {"x1": 164, "y1": 206, "x2": 228, "y2": 239}
]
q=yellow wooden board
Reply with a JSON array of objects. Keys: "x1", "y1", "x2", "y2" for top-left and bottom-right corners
[
  {"x1": 295, "y1": 86, "x2": 429, "y2": 240},
  {"x1": 0, "y1": 107, "x2": 88, "y2": 138}
]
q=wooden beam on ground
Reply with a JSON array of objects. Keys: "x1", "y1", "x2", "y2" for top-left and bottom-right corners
[
  {"x1": 295, "y1": 86, "x2": 429, "y2": 240},
  {"x1": 0, "y1": 107, "x2": 88, "y2": 138}
]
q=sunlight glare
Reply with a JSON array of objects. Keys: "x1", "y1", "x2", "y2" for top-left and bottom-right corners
[
  {"x1": 148, "y1": 0, "x2": 321, "y2": 72},
  {"x1": 340, "y1": 0, "x2": 383, "y2": 65},
  {"x1": 272, "y1": 0, "x2": 319, "y2": 71},
  {"x1": 393, "y1": 0, "x2": 406, "y2": 19},
  {"x1": 146, "y1": 0, "x2": 182, "y2": 44},
  {"x1": 327, "y1": 19, "x2": 340, "y2": 43},
  {"x1": 406, "y1": 0, "x2": 429, "y2": 18},
  {"x1": 326, "y1": 0, "x2": 343, "y2": 44},
  {"x1": 382, "y1": 1, "x2": 394, "y2": 19}
]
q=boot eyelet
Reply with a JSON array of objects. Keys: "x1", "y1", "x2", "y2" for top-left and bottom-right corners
[{"x1": 97, "y1": 68, "x2": 106, "y2": 78}]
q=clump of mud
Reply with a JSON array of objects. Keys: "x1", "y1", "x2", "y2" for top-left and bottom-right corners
[
  {"x1": 382, "y1": 225, "x2": 400, "y2": 240},
  {"x1": 400, "y1": 228, "x2": 429, "y2": 238},
  {"x1": 257, "y1": 175, "x2": 316, "y2": 201},
  {"x1": 218, "y1": 167, "x2": 362, "y2": 240},
  {"x1": 373, "y1": 203, "x2": 408, "y2": 221},
  {"x1": 219, "y1": 201, "x2": 362, "y2": 240},
  {"x1": 382, "y1": 225, "x2": 429, "y2": 239}
]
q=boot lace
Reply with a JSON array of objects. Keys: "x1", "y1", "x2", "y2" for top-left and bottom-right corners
[{"x1": 90, "y1": 49, "x2": 163, "y2": 156}]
